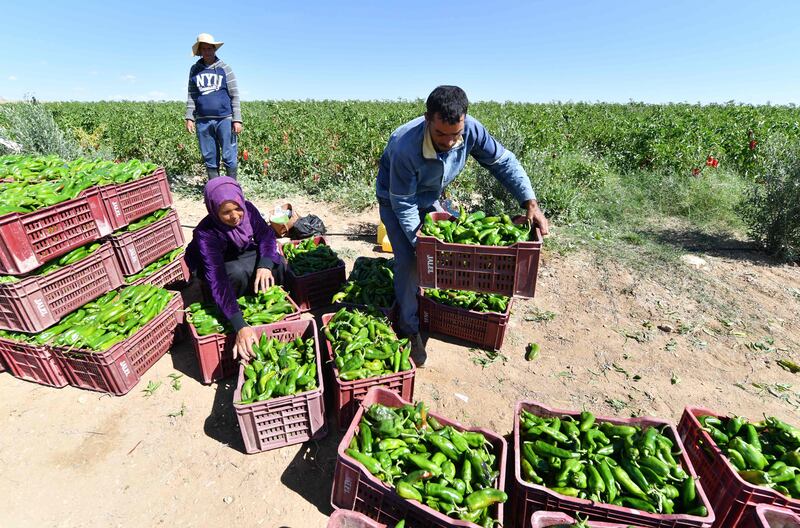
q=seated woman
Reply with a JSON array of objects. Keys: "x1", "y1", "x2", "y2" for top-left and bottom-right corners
[{"x1": 185, "y1": 176, "x2": 285, "y2": 361}]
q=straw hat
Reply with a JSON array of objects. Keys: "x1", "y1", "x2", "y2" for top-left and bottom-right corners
[{"x1": 191, "y1": 33, "x2": 224, "y2": 57}]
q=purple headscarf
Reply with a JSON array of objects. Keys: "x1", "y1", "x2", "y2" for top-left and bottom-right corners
[{"x1": 203, "y1": 177, "x2": 254, "y2": 251}]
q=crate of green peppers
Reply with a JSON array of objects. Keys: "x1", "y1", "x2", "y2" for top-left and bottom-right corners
[
  {"x1": 93, "y1": 167, "x2": 172, "y2": 230},
  {"x1": 332, "y1": 257, "x2": 396, "y2": 316},
  {"x1": 416, "y1": 211, "x2": 543, "y2": 298},
  {"x1": 678, "y1": 407, "x2": 800, "y2": 528},
  {"x1": 108, "y1": 208, "x2": 185, "y2": 275},
  {"x1": 513, "y1": 401, "x2": 714, "y2": 528},
  {"x1": 332, "y1": 386, "x2": 508, "y2": 528},
  {"x1": 186, "y1": 286, "x2": 301, "y2": 384},
  {"x1": 0, "y1": 330, "x2": 68, "y2": 387},
  {"x1": 280, "y1": 236, "x2": 346, "y2": 311},
  {"x1": 0, "y1": 185, "x2": 112, "y2": 275},
  {"x1": 233, "y1": 318, "x2": 327, "y2": 453},
  {"x1": 0, "y1": 241, "x2": 124, "y2": 333},
  {"x1": 418, "y1": 288, "x2": 513, "y2": 351},
  {"x1": 322, "y1": 308, "x2": 415, "y2": 429},
  {"x1": 126, "y1": 248, "x2": 189, "y2": 289},
  {"x1": 49, "y1": 285, "x2": 183, "y2": 395}
]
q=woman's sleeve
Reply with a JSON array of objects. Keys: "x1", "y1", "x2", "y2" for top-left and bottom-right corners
[
  {"x1": 195, "y1": 228, "x2": 247, "y2": 331},
  {"x1": 248, "y1": 202, "x2": 281, "y2": 268}
]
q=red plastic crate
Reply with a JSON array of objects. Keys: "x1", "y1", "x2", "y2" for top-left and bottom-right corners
[
  {"x1": 187, "y1": 293, "x2": 301, "y2": 385},
  {"x1": 50, "y1": 292, "x2": 182, "y2": 395},
  {"x1": 0, "y1": 242, "x2": 124, "y2": 333},
  {"x1": 512, "y1": 401, "x2": 715, "y2": 528},
  {"x1": 232, "y1": 318, "x2": 327, "y2": 453},
  {"x1": 321, "y1": 311, "x2": 415, "y2": 429},
  {"x1": 531, "y1": 511, "x2": 645, "y2": 527},
  {"x1": 280, "y1": 236, "x2": 346, "y2": 311},
  {"x1": 0, "y1": 337, "x2": 68, "y2": 387},
  {"x1": 0, "y1": 187, "x2": 113, "y2": 275},
  {"x1": 127, "y1": 252, "x2": 190, "y2": 289},
  {"x1": 416, "y1": 212, "x2": 543, "y2": 298},
  {"x1": 108, "y1": 209, "x2": 185, "y2": 275},
  {"x1": 739, "y1": 504, "x2": 800, "y2": 528},
  {"x1": 678, "y1": 407, "x2": 800, "y2": 528},
  {"x1": 417, "y1": 288, "x2": 513, "y2": 350},
  {"x1": 96, "y1": 168, "x2": 173, "y2": 230},
  {"x1": 331, "y1": 386, "x2": 508, "y2": 528},
  {"x1": 328, "y1": 509, "x2": 387, "y2": 528}
]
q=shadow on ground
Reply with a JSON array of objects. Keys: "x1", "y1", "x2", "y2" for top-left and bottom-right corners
[
  {"x1": 202, "y1": 376, "x2": 245, "y2": 452},
  {"x1": 636, "y1": 227, "x2": 778, "y2": 264}
]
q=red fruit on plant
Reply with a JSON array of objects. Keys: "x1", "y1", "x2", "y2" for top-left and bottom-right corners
[
  {"x1": 749, "y1": 140, "x2": 757, "y2": 150},
  {"x1": 242, "y1": 149, "x2": 249, "y2": 161},
  {"x1": 692, "y1": 168, "x2": 701, "y2": 176}
]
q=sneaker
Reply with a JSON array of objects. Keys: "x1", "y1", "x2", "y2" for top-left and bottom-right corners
[{"x1": 409, "y1": 333, "x2": 427, "y2": 367}]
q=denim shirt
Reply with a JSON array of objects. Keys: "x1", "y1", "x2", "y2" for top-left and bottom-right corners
[{"x1": 375, "y1": 115, "x2": 535, "y2": 245}]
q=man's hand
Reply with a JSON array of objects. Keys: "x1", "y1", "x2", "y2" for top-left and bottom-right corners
[
  {"x1": 233, "y1": 122, "x2": 243, "y2": 134},
  {"x1": 186, "y1": 119, "x2": 195, "y2": 133},
  {"x1": 524, "y1": 200, "x2": 549, "y2": 236},
  {"x1": 254, "y1": 267, "x2": 274, "y2": 293},
  {"x1": 234, "y1": 326, "x2": 258, "y2": 361}
]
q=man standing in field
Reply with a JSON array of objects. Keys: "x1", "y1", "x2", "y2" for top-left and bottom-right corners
[
  {"x1": 185, "y1": 33, "x2": 242, "y2": 179},
  {"x1": 376, "y1": 85, "x2": 549, "y2": 366}
]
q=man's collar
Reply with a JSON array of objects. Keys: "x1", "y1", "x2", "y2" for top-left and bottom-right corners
[{"x1": 422, "y1": 120, "x2": 464, "y2": 160}]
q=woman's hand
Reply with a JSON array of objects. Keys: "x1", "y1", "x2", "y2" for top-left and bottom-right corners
[
  {"x1": 233, "y1": 326, "x2": 258, "y2": 361},
  {"x1": 254, "y1": 267, "x2": 274, "y2": 293}
]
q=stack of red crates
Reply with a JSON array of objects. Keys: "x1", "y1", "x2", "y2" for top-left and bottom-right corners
[
  {"x1": 0, "y1": 164, "x2": 184, "y2": 391},
  {"x1": 415, "y1": 211, "x2": 542, "y2": 350}
]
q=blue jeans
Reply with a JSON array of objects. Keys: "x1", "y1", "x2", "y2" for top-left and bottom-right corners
[
  {"x1": 379, "y1": 199, "x2": 446, "y2": 336},
  {"x1": 196, "y1": 118, "x2": 237, "y2": 175}
]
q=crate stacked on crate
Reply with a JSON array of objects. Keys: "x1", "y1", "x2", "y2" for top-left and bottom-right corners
[
  {"x1": 0, "y1": 156, "x2": 182, "y2": 389},
  {"x1": 186, "y1": 286, "x2": 301, "y2": 384},
  {"x1": 331, "y1": 386, "x2": 509, "y2": 528},
  {"x1": 415, "y1": 211, "x2": 542, "y2": 350},
  {"x1": 279, "y1": 236, "x2": 346, "y2": 311},
  {"x1": 678, "y1": 407, "x2": 800, "y2": 528},
  {"x1": 512, "y1": 401, "x2": 715, "y2": 528},
  {"x1": 232, "y1": 318, "x2": 327, "y2": 453},
  {"x1": 327, "y1": 509, "x2": 387, "y2": 528},
  {"x1": 741, "y1": 504, "x2": 800, "y2": 528},
  {"x1": 321, "y1": 308, "x2": 415, "y2": 428}
]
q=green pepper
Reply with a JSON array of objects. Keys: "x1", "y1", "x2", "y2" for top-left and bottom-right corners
[
  {"x1": 464, "y1": 488, "x2": 507, "y2": 511},
  {"x1": 408, "y1": 454, "x2": 442, "y2": 476},
  {"x1": 579, "y1": 411, "x2": 596, "y2": 432},
  {"x1": 532, "y1": 440, "x2": 580, "y2": 459},
  {"x1": 425, "y1": 482, "x2": 463, "y2": 505},
  {"x1": 428, "y1": 433, "x2": 460, "y2": 461},
  {"x1": 396, "y1": 481, "x2": 422, "y2": 501}
]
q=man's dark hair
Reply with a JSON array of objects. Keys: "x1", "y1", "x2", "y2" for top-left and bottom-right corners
[{"x1": 425, "y1": 85, "x2": 469, "y2": 124}]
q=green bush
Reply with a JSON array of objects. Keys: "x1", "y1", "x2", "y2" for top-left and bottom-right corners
[
  {"x1": 0, "y1": 100, "x2": 81, "y2": 158},
  {"x1": 740, "y1": 135, "x2": 800, "y2": 260}
]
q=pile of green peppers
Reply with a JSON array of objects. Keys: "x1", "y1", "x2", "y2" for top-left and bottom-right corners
[
  {"x1": 237, "y1": 333, "x2": 318, "y2": 404},
  {"x1": 0, "y1": 284, "x2": 172, "y2": 351},
  {"x1": 420, "y1": 210, "x2": 531, "y2": 247},
  {"x1": 347, "y1": 402, "x2": 507, "y2": 526},
  {"x1": 423, "y1": 288, "x2": 509, "y2": 313},
  {"x1": 699, "y1": 414, "x2": 800, "y2": 498},
  {"x1": 331, "y1": 257, "x2": 395, "y2": 308},
  {"x1": 282, "y1": 238, "x2": 341, "y2": 276},
  {"x1": 0, "y1": 155, "x2": 158, "y2": 215},
  {"x1": 519, "y1": 409, "x2": 707, "y2": 516},
  {"x1": 124, "y1": 248, "x2": 183, "y2": 284},
  {"x1": 123, "y1": 208, "x2": 170, "y2": 232},
  {"x1": 0, "y1": 242, "x2": 102, "y2": 284},
  {"x1": 187, "y1": 286, "x2": 297, "y2": 336},
  {"x1": 323, "y1": 308, "x2": 411, "y2": 381}
]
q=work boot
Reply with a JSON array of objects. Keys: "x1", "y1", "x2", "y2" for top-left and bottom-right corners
[
  {"x1": 206, "y1": 166, "x2": 220, "y2": 179},
  {"x1": 409, "y1": 333, "x2": 427, "y2": 367},
  {"x1": 226, "y1": 165, "x2": 237, "y2": 180}
]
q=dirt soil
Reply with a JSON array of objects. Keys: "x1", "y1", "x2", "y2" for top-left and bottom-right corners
[{"x1": 2, "y1": 194, "x2": 799, "y2": 528}]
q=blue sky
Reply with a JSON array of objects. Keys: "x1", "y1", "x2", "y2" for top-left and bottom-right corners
[{"x1": 3, "y1": 0, "x2": 800, "y2": 104}]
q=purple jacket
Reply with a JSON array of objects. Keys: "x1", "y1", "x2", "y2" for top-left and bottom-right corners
[{"x1": 186, "y1": 201, "x2": 280, "y2": 330}]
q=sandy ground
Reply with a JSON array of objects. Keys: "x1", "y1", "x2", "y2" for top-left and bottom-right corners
[{"x1": 1, "y1": 194, "x2": 799, "y2": 528}]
